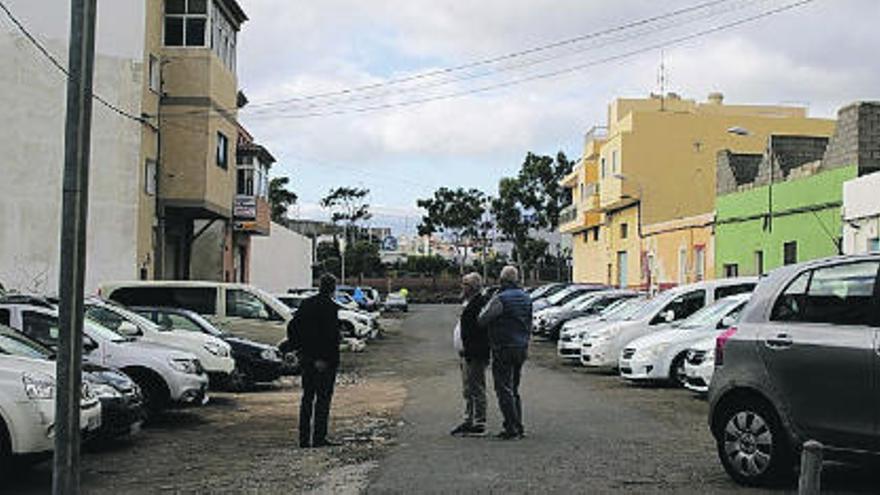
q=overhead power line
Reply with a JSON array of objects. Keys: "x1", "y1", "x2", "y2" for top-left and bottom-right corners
[
  {"x1": 246, "y1": 0, "x2": 737, "y2": 109},
  {"x1": 0, "y1": 0, "x2": 145, "y2": 124},
  {"x1": 245, "y1": 0, "x2": 816, "y2": 121}
]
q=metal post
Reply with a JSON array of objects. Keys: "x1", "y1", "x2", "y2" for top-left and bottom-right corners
[
  {"x1": 341, "y1": 223, "x2": 347, "y2": 284},
  {"x1": 798, "y1": 440, "x2": 823, "y2": 495},
  {"x1": 54, "y1": 1, "x2": 97, "y2": 494}
]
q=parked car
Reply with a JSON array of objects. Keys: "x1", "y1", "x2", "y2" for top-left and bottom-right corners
[
  {"x1": 133, "y1": 306, "x2": 287, "y2": 389},
  {"x1": 619, "y1": 293, "x2": 750, "y2": 386},
  {"x1": 84, "y1": 298, "x2": 234, "y2": 388},
  {"x1": 337, "y1": 285, "x2": 380, "y2": 311},
  {"x1": 0, "y1": 324, "x2": 144, "y2": 441},
  {"x1": 0, "y1": 352, "x2": 101, "y2": 472},
  {"x1": 383, "y1": 293, "x2": 408, "y2": 312},
  {"x1": 709, "y1": 255, "x2": 880, "y2": 486},
  {"x1": 532, "y1": 284, "x2": 606, "y2": 313},
  {"x1": 683, "y1": 336, "x2": 716, "y2": 395},
  {"x1": 0, "y1": 301, "x2": 209, "y2": 413},
  {"x1": 100, "y1": 281, "x2": 292, "y2": 348},
  {"x1": 529, "y1": 283, "x2": 568, "y2": 301},
  {"x1": 535, "y1": 290, "x2": 641, "y2": 340},
  {"x1": 581, "y1": 278, "x2": 756, "y2": 370},
  {"x1": 557, "y1": 296, "x2": 647, "y2": 360},
  {"x1": 276, "y1": 294, "x2": 377, "y2": 340}
]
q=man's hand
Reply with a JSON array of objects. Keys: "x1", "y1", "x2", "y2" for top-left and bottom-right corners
[{"x1": 314, "y1": 359, "x2": 329, "y2": 372}]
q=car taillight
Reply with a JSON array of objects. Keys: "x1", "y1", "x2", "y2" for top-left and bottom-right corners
[{"x1": 715, "y1": 326, "x2": 738, "y2": 366}]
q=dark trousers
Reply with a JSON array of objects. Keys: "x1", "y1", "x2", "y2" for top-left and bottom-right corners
[
  {"x1": 299, "y1": 363, "x2": 337, "y2": 447},
  {"x1": 460, "y1": 357, "x2": 488, "y2": 426},
  {"x1": 491, "y1": 347, "x2": 528, "y2": 435}
]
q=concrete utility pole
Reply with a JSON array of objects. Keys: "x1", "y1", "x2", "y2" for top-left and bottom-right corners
[{"x1": 54, "y1": 1, "x2": 98, "y2": 493}]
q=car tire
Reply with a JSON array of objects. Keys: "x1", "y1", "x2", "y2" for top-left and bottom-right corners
[
  {"x1": 126, "y1": 369, "x2": 170, "y2": 417},
  {"x1": 714, "y1": 397, "x2": 794, "y2": 487},
  {"x1": 668, "y1": 353, "x2": 688, "y2": 388},
  {"x1": 227, "y1": 366, "x2": 252, "y2": 393},
  {"x1": 0, "y1": 417, "x2": 11, "y2": 478}
]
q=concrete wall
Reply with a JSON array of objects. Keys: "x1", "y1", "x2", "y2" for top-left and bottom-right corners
[
  {"x1": 249, "y1": 222, "x2": 313, "y2": 293},
  {"x1": 843, "y1": 171, "x2": 880, "y2": 254},
  {"x1": 0, "y1": 0, "x2": 146, "y2": 294}
]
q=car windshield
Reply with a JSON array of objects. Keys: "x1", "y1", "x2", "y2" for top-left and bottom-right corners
[
  {"x1": 605, "y1": 297, "x2": 647, "y2": 321},
  {"x1": 110, "y1": 303, "x2": 169, "y2": 333},
  {"x1": 0, "y1": 324, "x2": 53, "y2": 359},
  {"x1": 676, "y1": 297, "x2": 746, "y2": 329},
  {"x1": 185, "y1": 311, "x2": 224, "y2": 336},
  {"x1": 545, "y1": 287, "x2": 576, "y2": 305},
  {"x1": 562, "y1": 293, "x2": 595, "y2": 310},
  {"x1": 624, "y1": 292, "x2": 677, "y2": 321},
  {"x1": 85, "y1": 318, "x2": 130, "y2": 343}
]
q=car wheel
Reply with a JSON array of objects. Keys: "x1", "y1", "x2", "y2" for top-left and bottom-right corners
[
  {"x1": 127, "y1": 370, "x2": 170, "y2": 417},
  {"x1": 227, "y1": 367, "x2": 252, "y2": 393},
  {"x1": 715, "y1": 398, "x2": 793, "y2": 486},
  {"x1": 668, "y1": 353, "x2": 688, "y2": 387},
  {"x1": 0, "y1": 418, "x2": 11, "y2": 478}
]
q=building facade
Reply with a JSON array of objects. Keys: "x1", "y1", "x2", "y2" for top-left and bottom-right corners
[
  {"x1": 843, "y1": 171, "x2": 880, "y2": 255},
  {"x1": 560, "y1": 92, "x2": 835, "y2": 289}
]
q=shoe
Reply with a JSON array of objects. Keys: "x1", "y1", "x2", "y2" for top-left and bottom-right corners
[
  {"x1": 450, "y1": 422, "x2": 472, "y2": 436},
  {"x1": 494, "y1": 430, "x2": 522, "y2": 440},
  {"x1": 313, "y1": 439, "x2": 343, "y2": 448},
  {"x1": 465, "y1": 424, "x2": 487, "y2": 437}
]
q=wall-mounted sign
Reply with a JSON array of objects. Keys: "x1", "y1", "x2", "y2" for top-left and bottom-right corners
[
  {"x1": 234, "y1": 195, "x2": 256, "y2": 219},
  {"x1": 234, "y1": 220, "x2": 258, "y2": 231}
]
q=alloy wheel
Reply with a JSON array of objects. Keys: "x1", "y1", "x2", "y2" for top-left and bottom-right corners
[{"x1": 723, "y1": 410, "x2": 774, "y2": 478}]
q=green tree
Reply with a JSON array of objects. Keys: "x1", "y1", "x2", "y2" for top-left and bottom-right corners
[
  {"x1": 320, "y1": 187, "x2": 372, "y2": 242},
  {"x1": 416, "y1": 187, "x2": 487, "y2": 273},
  {"x1": 315, "y1": 240, "x2": 341, "y2": 278},
  {"x1": 269, "y1": 176, "x2": 298, "y2": 223},
  {"x1": 345, "y1": 241, "x2": 382, "y2": 280},
  {"x1": 517, "y1": 151, "x2": 575, "y2": 230}
]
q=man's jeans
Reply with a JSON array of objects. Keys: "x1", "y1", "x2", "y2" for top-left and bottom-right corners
[
  {"x1": 491, "y1": 347, "x2": 528, "y2": 435},
  {"x1": 459, "y1": 357, "x2": 488, "y2": 426},
  {"x1": 299, "y1": 363, "x2": 337, "y2": 447}
]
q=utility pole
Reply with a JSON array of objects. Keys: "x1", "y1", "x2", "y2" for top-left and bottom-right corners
[{"x1": 54, "y1": 1, "x2": 97, "y2": 494}]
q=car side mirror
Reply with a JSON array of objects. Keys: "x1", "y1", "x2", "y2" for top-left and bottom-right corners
[
  {"x1": 117, "y1": 321, "x2": 141, "y2": 336},
  {"x1": 83, "y1": 335, "x2": 98, "y2": 352},
  {"x1": 719, "y1": 316, "x2": 737, "y2": 329},
  {"x1": 663, "y1": 310, "x2": 676, "y2": 323}
]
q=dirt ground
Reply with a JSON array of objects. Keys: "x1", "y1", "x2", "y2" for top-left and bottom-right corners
[{"x1": 1, "y1": 317, "x2": 409, "y2": 495}]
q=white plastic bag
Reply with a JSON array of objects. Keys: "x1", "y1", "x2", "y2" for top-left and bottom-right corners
[{"x1": 453, "y1": 321, "x2": 463, "y2": 353}]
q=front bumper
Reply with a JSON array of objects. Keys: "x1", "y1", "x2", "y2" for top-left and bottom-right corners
[
  {"x1": 91, "y1": 393, "x2": 144, "y2": 439},
  {"x1": 619, "y1": 354, "x2": 663, "y2": 381},
  {"x1": 556, "y1": 339, "x2": 582, "y2": 360},
  {"x1": 239, "y1": 355, "x2": 285, "y2": 382},
  {"x1": 580, "y1": 340, "x2": 615, "y2": 369},
  {"x1": 168, "y1": 372, "x2": 210, "y2": 406},
  {"x1": 684, "y1": 361, "x2": 713, "y2": 393},
  {"x1": 199, "y1": 354, "x2": 235, "y2": 375}
]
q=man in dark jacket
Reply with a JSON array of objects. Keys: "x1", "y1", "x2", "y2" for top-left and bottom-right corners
[
  {"x1": 451, "y1": 272, "x2": 490, "y2": 437},
  {"x1": 478, "y1": 265, "x2": 532, "y2": 440},
  {"x1": 288, "y1": 273, "x2": 342, "y2": 448}
]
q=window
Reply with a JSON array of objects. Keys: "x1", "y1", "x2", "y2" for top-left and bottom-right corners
[
  {"x1": 21, "y1": 312, "x2": 60, "y2": 346},
  {"x1": 601, "y1": 158, "x2": 607, "y2": 179},
  {"x1": 226, "y1": 289, "x2": 276, "y2": 320},
  {"x1": 694, "y1": 246, "x2": 705, "y2": 282},
  {"x1": 620, "y1": 223, "x2": 628, "y2": 240},
  {"x1": 723, "y1": 264, "x2": 739, "y2": 278},
  {"x1": 210, "y1": 2, "x2": 238, "y2": 71},
  {"x1": 145, "y1": 159, "x2": 157, "y2": 196},
  {"x1": 592, "y1": 228, "x2": 599, "y2": 242},
  {"x1": 148, "y1": 54, "x2": 161, "y2": 92},
  {"x1": 771, "y1": 262, "x2": 879, "y2": 325},
  {"x1": 678, "y1": 248, "x2": 688, "y2": 284},
  {"x1": 85, "y1": 306, "x2": 127, "y2": 333},
  {"x1": 156, "y1": 312, "x2": 203, "y2": 332},
  {"x1": 164, "y1": 0, "x2": 208, "y2": 47},
  {"x1": 216, "y1": 132, "x2": 228, "y2": 169},
  {"x1": 612, "y1": 150, "x2": 618, "y2": 173},
  {"x1": 237, "y1": 166, "x2": 254, "y2": 195},
  {"x1": 0, "y1": 308, "x2": 9, "y2": 326},
  {"x1": 715, "y1": 283, "x2": 755, "y2": 300},
  {"x1": 869, "y1": 238, "x2": 880, "y2": 253},
  {"x1": 783, "y1": 241, "x2": 798, "y2": 265},
  {"x1": 755, "y1": 250, "x2": 764, "y2": 275},
  {"x1": 654, "y1": 290, "x2": 706, "y2": 324},
  {"x1": 110, "y1": 287, "x2": 217, "y2": 314}
]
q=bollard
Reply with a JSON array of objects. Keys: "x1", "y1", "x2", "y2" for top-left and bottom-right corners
[{"x1": 798, "y1": 440, "x2": 823, "y2": 495}]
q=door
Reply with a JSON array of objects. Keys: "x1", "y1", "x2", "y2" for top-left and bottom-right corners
[
  {"x1": 617, "y1": 251, "x2": 628, "y2": 288},
  {"x1": 761, "y1": 260, "x2": 879, "y2": 449}
]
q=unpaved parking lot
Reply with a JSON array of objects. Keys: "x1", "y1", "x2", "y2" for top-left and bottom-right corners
[{"x1": 2, "y1": 318, "x2": 409, "y2": 495}]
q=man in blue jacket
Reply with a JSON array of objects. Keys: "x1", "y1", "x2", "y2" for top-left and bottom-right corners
[{"x1": 478, "y1": 265, "x2": 532, "y2": 440}]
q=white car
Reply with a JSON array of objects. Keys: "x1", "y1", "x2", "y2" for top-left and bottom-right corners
[
  {"x1": 581, "y1": 278, "x2": 756, "y2": 370},
  {"x1": 276, "y1": 293, "x2": 377, "y2": 340},
  {"x1": 0, "y1": 302, "x2": 209, "y2": 412},
  {"x1": 683, "y1": 336, "x2": 717, "y2": 394},
  {"x1": 0, "y1": 353, "x2": 101, "y2": 470},
  {"x1": 85, "y1": 299, "x2": 235, "y2": 385},
  {"x1": 557, "y1": 297, "x2": 646, "y2": 360},
  {"x1": 618, "y1": 293, "x2": 750, "y2": 386}
]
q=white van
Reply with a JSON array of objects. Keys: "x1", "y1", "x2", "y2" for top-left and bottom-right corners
[{"x1": 100, "y1": 281, "x2": 292, "y2": 348}]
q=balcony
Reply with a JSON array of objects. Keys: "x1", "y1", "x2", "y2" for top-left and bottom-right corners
[
  {"x1": 584, "y1": 126, "x2": 608, "y2": 147},
  {"x1": 559, "y1": 204, "x2": 578, "y2": 225}
]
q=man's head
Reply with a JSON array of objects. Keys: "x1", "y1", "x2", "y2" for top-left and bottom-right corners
[
  {"x1": 319, "y1": 273, "x2": 337, "y2": 296},
  {"x1": 499, "y1": 265, "x2": 519, "y2": 287},
  {"x1": 461, "y1": 272, "x2": 483, "y2": 299}
]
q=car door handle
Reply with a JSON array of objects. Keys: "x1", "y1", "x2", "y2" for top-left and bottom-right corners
[{"x1": 765, "y1": 333, "x2": 793, "y2": 349}]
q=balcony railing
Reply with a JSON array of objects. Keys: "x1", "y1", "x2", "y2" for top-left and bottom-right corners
[{"x1": 559, "y1": 203, "x2": 578, "y2": 225}]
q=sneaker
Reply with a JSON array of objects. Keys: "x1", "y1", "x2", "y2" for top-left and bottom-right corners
[
  {"x1": 465, "y1": 424, "x2": 487, "y2": 437},
  {"x1": 494, "y1": 430, "x2": 522, "y2": 440},
  {"x1": 450, "y1": 422, "x2": 472, "y2": 436}
]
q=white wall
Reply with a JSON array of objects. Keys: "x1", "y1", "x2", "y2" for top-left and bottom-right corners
[
  {"x1": 0, "y1": 1, "x2": 146, "y2": 294},
  {"x1": 842, "y1": 172, "x2": 880, "y2": 255},
  {"x1": 250, "y1": 222, "x2": 313, "y2": 293}
]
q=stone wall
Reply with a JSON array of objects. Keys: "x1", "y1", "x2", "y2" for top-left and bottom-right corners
[
  {"x1": 716, "y1": 150, "x2": 762, "y2": 195},
  {"x1": 822, "y1": 101, "x2": 880, "y2": 174}
]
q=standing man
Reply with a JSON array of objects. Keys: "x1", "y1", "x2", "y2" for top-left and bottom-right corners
[
  {"x1": 451, "y1": 272, "x2": 490, "y2": 437},
  {"x1": 478, "y1": 266, "x2": 532, "y2": 440},
  {"x1": 288, "y1": 273, "x2": 342, "y2": 448}
]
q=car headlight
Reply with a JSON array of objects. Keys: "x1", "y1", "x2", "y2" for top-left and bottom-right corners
[
  {"x1": 169, "y1": 358, "x2": 201, "y2": 375},
  {"x1": 260, "y1": 348, "x2": 282, "y2": 362},
  {"x1": 23, "y1": 372, "x2": 55, "y2": 400},
  {"x1": 89, "y1": 383, "x2": 122, "y2": 399},
  {"x1": 204, "y1": 341, "x2": 230, "y2": 357}
]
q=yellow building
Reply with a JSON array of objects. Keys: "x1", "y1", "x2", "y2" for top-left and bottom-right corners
[{"x1": 560, "y1": 93, "x2": 836, "y2": 289}]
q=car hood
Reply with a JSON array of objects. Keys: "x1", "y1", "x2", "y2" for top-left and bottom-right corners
[
  {"x1": 122, "y1": 340, "x2": 198, "y2": 360},
  {"x1": 163, "y1": 329, "x2": 228, "y2": 348},
  {"x1": 626, "y1": 326, "x2": 711, "y2": 350},
  {"x1": 0, "y1": 354, "x2": 56, "y2": 375},
  {"x1": 224, "y1": 335, "x2": 274, "y2": 352}
]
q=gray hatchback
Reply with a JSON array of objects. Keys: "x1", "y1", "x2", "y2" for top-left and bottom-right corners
[{"x1": 709, "y1": 254, "x2": 880, "y2": 486}]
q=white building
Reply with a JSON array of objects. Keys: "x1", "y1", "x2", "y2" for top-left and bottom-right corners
[
  {"x1": 0, "y1": 1, "x2": 147, "y2": 294},
  {"x1": 843, "y1": 171, "x2": 880, "y2": 254},
  {"x1": 249, "y1": 222, "x2": 312, "y2": 293}
]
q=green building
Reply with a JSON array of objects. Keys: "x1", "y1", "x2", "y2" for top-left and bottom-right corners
[{"x1": 714, "y1": 102, "x2": 880, "y2": 277}]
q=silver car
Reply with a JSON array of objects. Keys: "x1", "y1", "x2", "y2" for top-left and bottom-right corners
[{"x1": 709, "y1": 254, "x2": 880, "y2": 486}]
